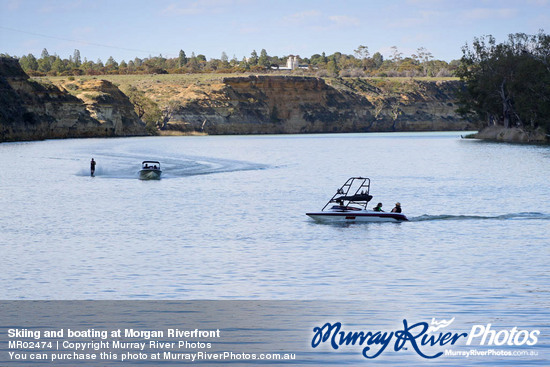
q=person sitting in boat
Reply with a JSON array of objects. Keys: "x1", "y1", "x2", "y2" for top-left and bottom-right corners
[
  {"x1": 391, "y1": 202, "x2": 402, "y2": 213},
  {"x1": 331, "y1": 200, "x2": 346, "y2": 210},
  {"x1": 144, "y1": 164, "x2": 149, "y2": 168},
  {"x1": 373, "y1": 203, "x2": 384, "y2": 212},
  {"x1": 153, "y1": 165, "x2": 157, "y2": 169}
]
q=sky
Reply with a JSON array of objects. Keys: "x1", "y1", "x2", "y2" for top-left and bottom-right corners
[{"x1": 0, "y1": 0, "x2": 548, "y2": 63}]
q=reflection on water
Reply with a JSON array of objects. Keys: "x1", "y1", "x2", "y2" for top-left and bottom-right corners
[
  {"x1": 1, "y1": 133, "x2": 549, "y2": 309},
  {"x1": 1, "y1": 133, "x2": 549, "y2": 364}
]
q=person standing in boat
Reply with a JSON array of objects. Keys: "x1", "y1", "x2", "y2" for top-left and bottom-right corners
[
  {"x1": 373, "y1": 203, "x2": 384, "y2": 212},
  {"x1": 391, "y1": 202, "x2": 402, "y2": 213},
  {"x1": 90, "y1": 158, "x2": 96, "y2": 177}
]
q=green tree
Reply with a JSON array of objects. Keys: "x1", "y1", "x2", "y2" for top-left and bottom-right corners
[
  {"x1": 188, "y1": 52, "x2": 199, "y2": 71},
  {"x1": 372, "y1": 52, "x2": 383, "y2": 69},
  {"x1": 353, "y1": 45, "x2": 369, "y2": 70},
  {"x1": 127, "y1": 60, "x2": 136, "y2": 73},
  {"x1": 51, "y1": 55, "x2": 65, "y2": 74},
  {"x1": 119, "y1": 60, "x2": 128, "y2": 74},
  {"x1": 38, "y1": 48, "x2": 51, "y2": 72},
  {"x1": 92, "y1": 59, "x2": 105, "y2": 74},
  {"x1": 220, "y1": 51, "x2": 230, "y2": 68},
  {"x1": 19, "y1": 54, "x2": 38, "y2": 72},
  {"x1": 456, "y1": 31, "x2": 550, "y2": 133},
  {"x1": 80, "y1": 60, "x2": 93, "y2": 74},
  {"x1": 155, "y1": 54, "x2": 167, "y2": 69},
  {"x1": 73, "y1": 49, "x2": 81, "y2": 67},
  {"x1": 398, "y1": 57, "x2": 420, "y2": 76},
  {"x1": 390, "y1": 46, "x2": 402, "y2": 71},
  {"x1": 309, "y1": 54, "x2": 323, "y2": 65},
  {"x1": 412, "y1": 47, "x2": 433, "y2": 76},
  {"x1": 412, "y1": 47, "x2": 432, "y2": 63},
  {"x1": 354, "y1": 45, "x2": 369, "y2": 59},
  {"x1": 178, "y1": 50, "x2": 187, "y2": 67},
  {"x1": 240, "y1": 57, "x2": 250, "y2": 71},
  {"x1": 327, "y1": 59, "x2": 339, "y2": 76},
  {"x1": 123, "y1": 85, "x2": 162, "y2": 130},
  {"x1": 249, "y1": 50, "x2": 258, "y2": 65},
  {"x1": 105, "y1": 56, "x2": 118, "y2": 71},
  {"x1": 258, "y1": 49, "x2": 270, "y2": 68}
]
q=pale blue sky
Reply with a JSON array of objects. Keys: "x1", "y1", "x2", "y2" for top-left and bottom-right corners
[{"x1": 1, "y1": 0, "x2": 548, "y2": 62}]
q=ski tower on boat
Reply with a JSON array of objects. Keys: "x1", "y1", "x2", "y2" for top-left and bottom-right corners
[
  {"x1": 306, "y1": 177, "x2": 408, "y2": 223},
  {"x1": 321, "y1": 176, "x2": 373, "y2": 211}
]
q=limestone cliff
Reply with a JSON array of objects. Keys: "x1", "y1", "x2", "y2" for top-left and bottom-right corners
[
  {"x1": 329, "y1": 78, "x2": 471, "y2": 131},
  {"x1": 54, "y1": 79, "x2": 148, "y2": 136},
  {"x1": 162, "y1": 76, "x2": 477, "y2": 134},
  {"x1": 0, "y1": 57, "x2": 146, "y2": 142},
  {"x1": 170, "y1": 76, "x2": 376, "y2": 134},
  {"x1": 1, "y1": 56, "x2": 478, "y2": 142}
]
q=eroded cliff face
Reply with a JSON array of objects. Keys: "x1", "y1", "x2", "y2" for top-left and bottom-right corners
[
  {"x1": 54, "y1": 79, "x2": 147, "y2": 136},
  {"x1": 331, "y1": 78, "x2": 470, "y2": 131},
  {"x1": 1, "y1": 56, "x2": 477, "y2": 142},
  {"x1": 164, "y1": 76, "x2": 477, "y2": 134},
  {"x1": 0, "y1": 57, "x2": 146, "y2": 142},
  {"x1": 169, "y1": 76, "x2": 375, "y2": 133}
]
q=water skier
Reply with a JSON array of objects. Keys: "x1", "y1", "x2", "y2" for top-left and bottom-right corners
[{"x1": 90, "y1": 158, "x2": 96, "y2": 177}]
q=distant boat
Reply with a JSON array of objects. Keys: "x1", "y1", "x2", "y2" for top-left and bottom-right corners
[
  {"x1": 306, "y1": 177, "x2": 408, "y2": 223},
  {"x1": 139, "y1": 161, "x2": 162, "y2": 180}
]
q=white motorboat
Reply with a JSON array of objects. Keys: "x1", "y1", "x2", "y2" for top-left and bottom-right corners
[
  {"x1": 306, "y1": 177, "x2": 408, "y2": 223},
  {"x1": 139, "y1": 161, "x2": 162, "y2": 180}
]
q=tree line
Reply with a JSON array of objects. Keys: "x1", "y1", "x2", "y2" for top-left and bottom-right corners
[
  {"x1": 456, "y1": 30, "x2": 550, "y2": 135},
  {"x1": 5, "y1": 32, "x2": 548, "y2": 136},
  {"x1": 9, "y1": 46, "x2": 460, "y2": 78}
]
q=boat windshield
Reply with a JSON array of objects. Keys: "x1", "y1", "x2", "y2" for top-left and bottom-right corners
[{"x1": 142, "y1": 161, "x2": 160, "y2": 169}]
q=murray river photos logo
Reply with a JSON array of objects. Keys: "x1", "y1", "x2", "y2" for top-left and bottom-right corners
[{"x1": 311, "y1": 318, "x2": 540, "y2": 359}]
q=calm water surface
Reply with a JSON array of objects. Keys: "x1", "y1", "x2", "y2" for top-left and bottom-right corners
[
  {"x1": 1, "y1": 132, "x2": 549, "y2": 301},
  {"x1": 1, "y1": 132, "x2": 549, "y2": 365}
]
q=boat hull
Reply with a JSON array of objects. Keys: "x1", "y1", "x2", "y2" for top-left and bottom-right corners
[
  {"x1": 139, "y1": 169, "x2": 162, "y2": 180},
  {"x1": 306, "y1": 211, "x2": 408, "y2": 223}
]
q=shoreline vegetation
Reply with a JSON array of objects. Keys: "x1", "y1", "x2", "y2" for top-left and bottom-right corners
[
  {"x1": 13, "y1": 45, "x2": 459, "y2": 79},
  {"x1": 1, "y1": 31, "x2": 549, "y2": 144},
  {"x1": 1, "y1": 56, "x2": 478, "y2": 142},
  {"x1": 456, "y1": 32, "x2": 550, "y2": 144},
  {"x1": 0, "y1": 65, "x2": 547, "y2": 144},
  {"x1": 469, "y1": 126, "x2": 549, "y2": 143}
]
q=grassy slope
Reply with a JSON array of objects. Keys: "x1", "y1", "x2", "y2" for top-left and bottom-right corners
[
  {"x1": 39, "y1": 74, "x2": 463, "y2": 130},
  {"x1": 41, "y1": 74, "x2": 244, "y2": 105},
  {"x1": 42, "y1": 74, "x2": 459, "y2": 97}
]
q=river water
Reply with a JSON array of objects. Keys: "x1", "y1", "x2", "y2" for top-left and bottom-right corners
[{"x1": 1, "y1": 132, "x2": 549, "y2": 365}]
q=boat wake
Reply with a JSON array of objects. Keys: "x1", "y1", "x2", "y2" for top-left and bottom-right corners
[
  {"x1": 76, "y1": 154, "x2": 269, "y2": 179},
  {"x1": 409, "y1": 212, "x2": 550, "y2": 222}
]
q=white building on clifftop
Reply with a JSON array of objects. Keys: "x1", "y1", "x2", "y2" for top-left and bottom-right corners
[
  {"x1": 274, "y1": 55, "x2": 308, "y2": 70},
  {"x1": 286, "y1": 55, "x2": 299, "y2": 69}
]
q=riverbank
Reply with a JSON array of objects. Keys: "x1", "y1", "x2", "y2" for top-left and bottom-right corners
[
  {"x1": 472, "y1": 126, "x2": 549, "y2": 143},
  {"x1": 49, "y1": 74, "x2": 475, "y2": 134},
  {"x1": 0, "y1": 57, "x2": 147, "y2": 142},
  {"x1": 1, "y1": 56, "x2": 478, "y2": 142}
]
